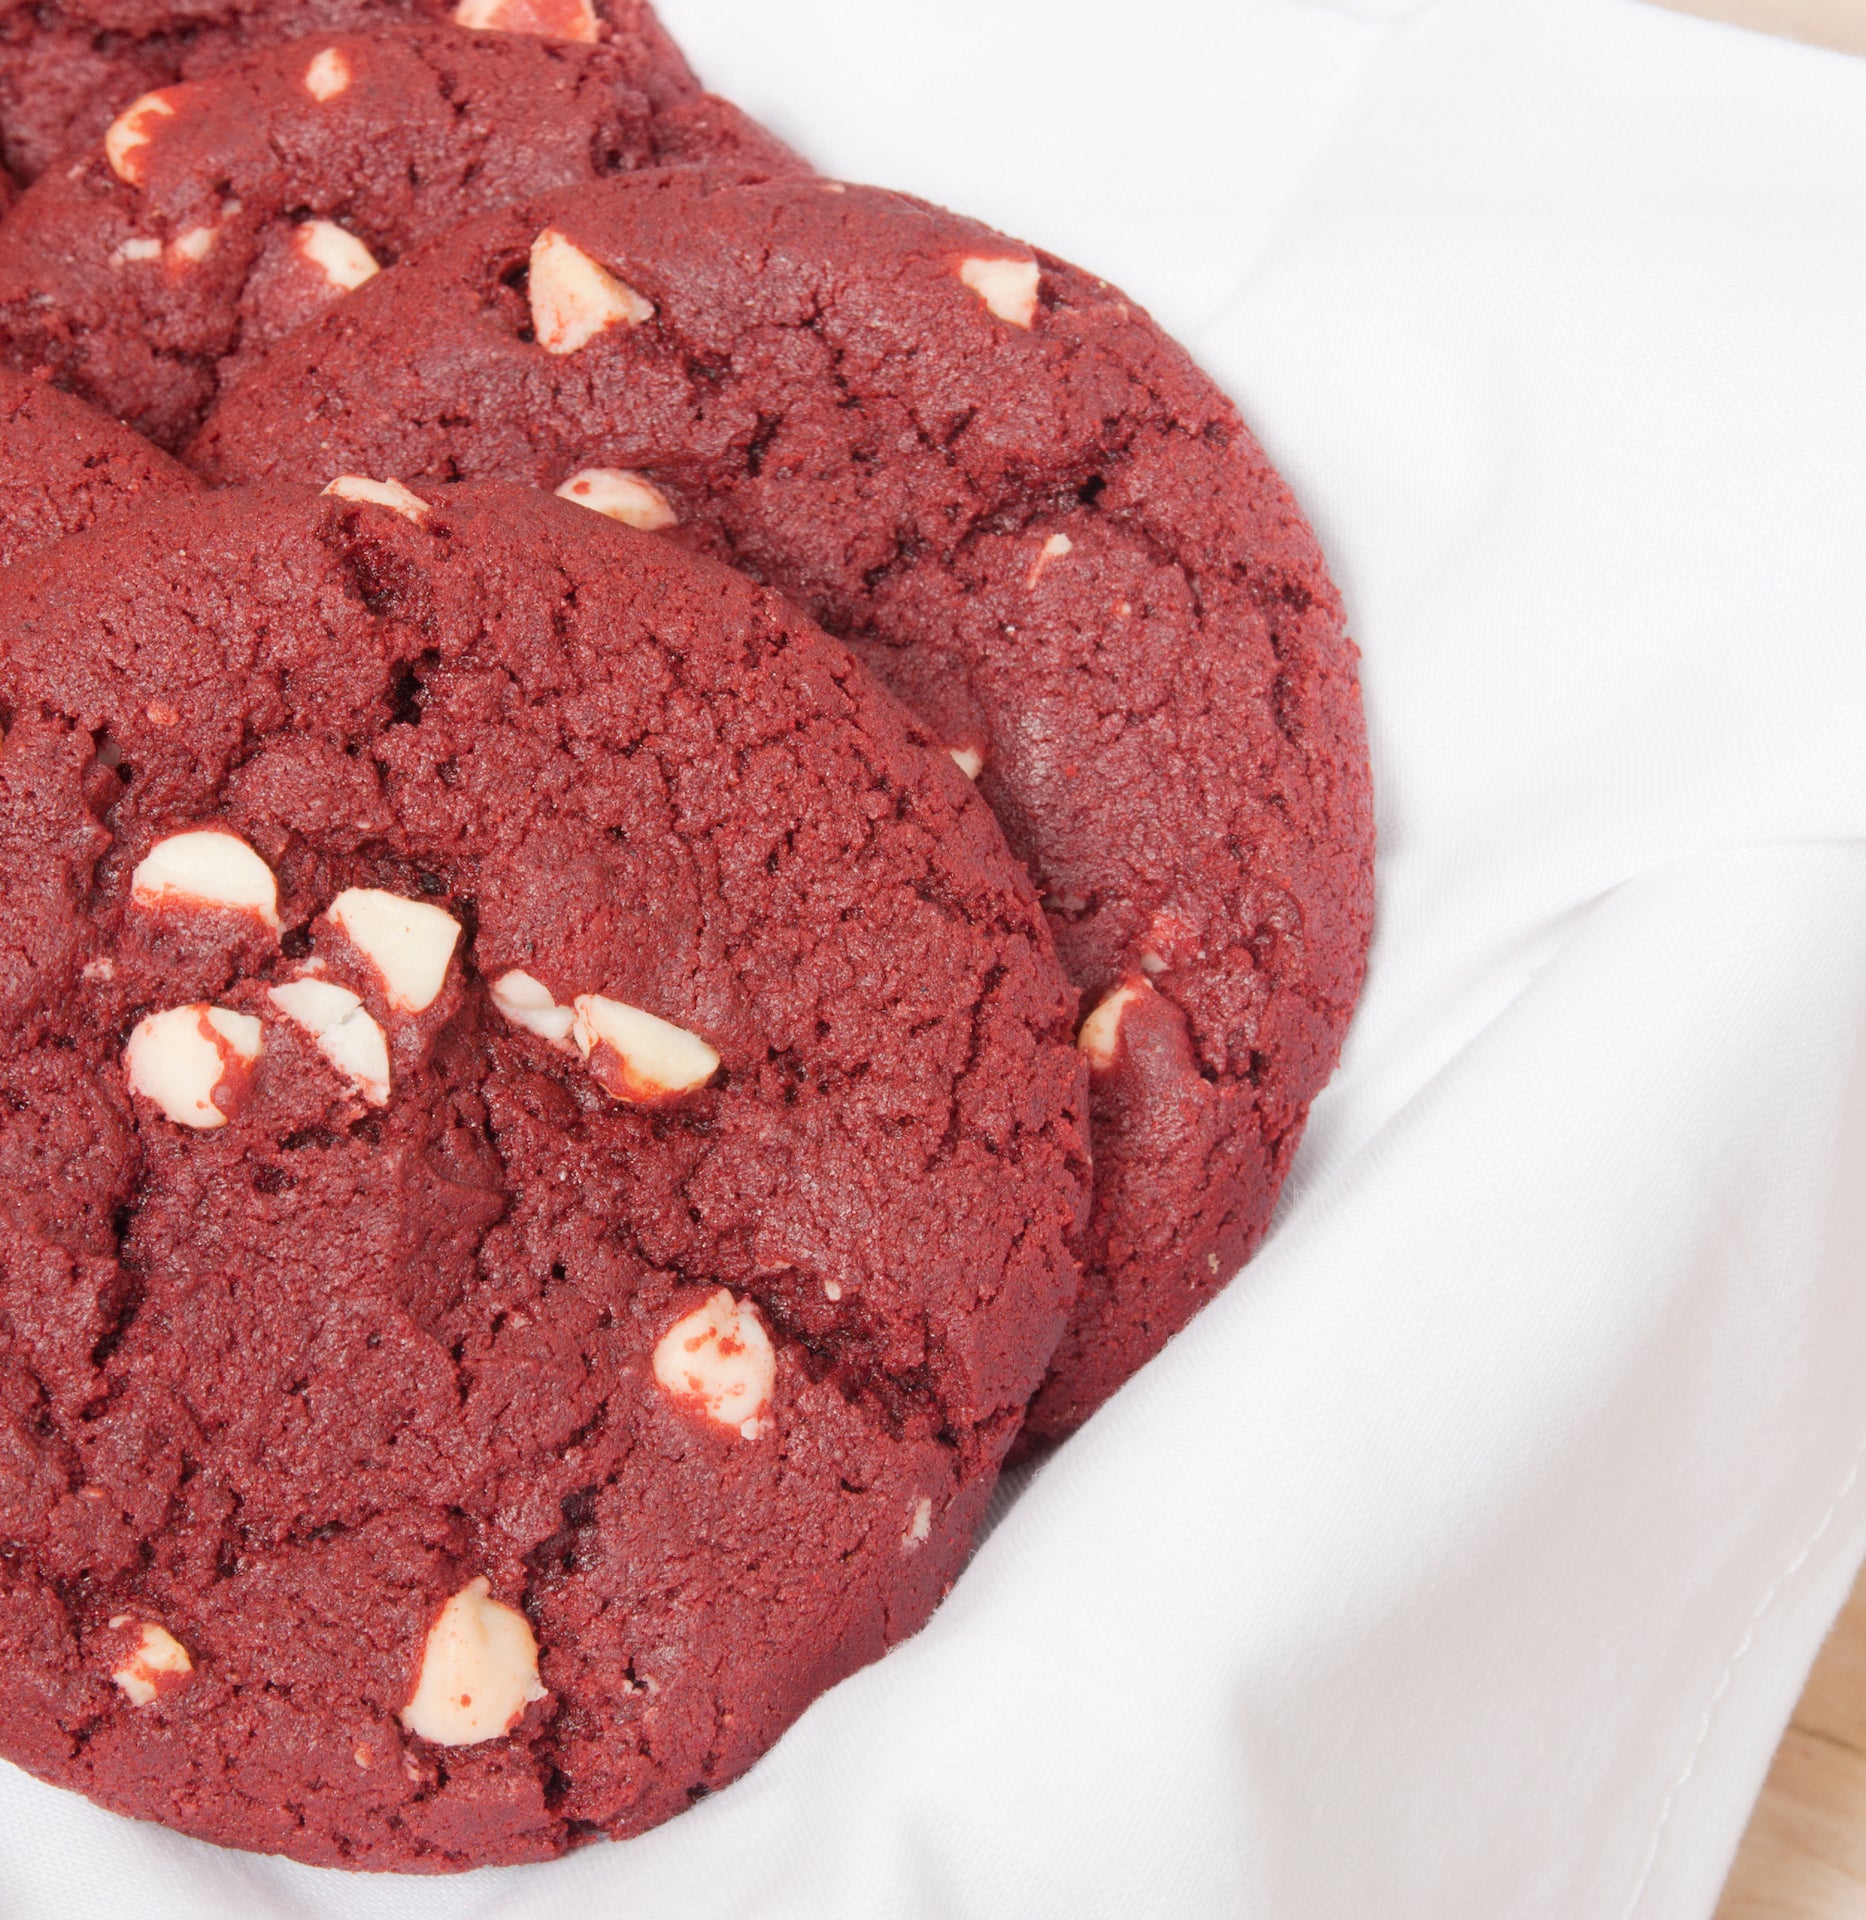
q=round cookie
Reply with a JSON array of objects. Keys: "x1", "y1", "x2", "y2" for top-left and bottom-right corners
[
  {"x1": 0, "y1": 25, "x2": 799, "y2": 448},
  {"x1": 0, "y1": 0, "x2": 704, "y2": 186},
  {"x1": 0, "y1": 365, "x2": 198, "y2": 567},
  {"x1": 0, "y1": 478, "x2": 1088, "y2": 1867},
  {"x1": 190, "y1": 171, "x2": 1376, "y2": 1441}
]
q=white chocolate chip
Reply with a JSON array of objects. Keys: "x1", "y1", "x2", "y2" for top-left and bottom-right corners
[
  {"x1": 296, "y1": 219, "x2": 379, "y2": 293},
  {"x1": 400, "y1": 1577, "x2": 546, "y2": 1748},
  {"x1": 452, "y1": 0, "x2": 598, "y2": 40},
  {"x1": 1140, "y1": 910, "x2": 1188, "y2": 975},
  {"x1": 948, "y1": 746, "x2": 983, "y2": 781},
  {"x1": 131, "y1": 829, "x2": 280, "y2": 929},
  {"x1": 572, "y1": 994, "x2": 719, "y2": 1103},
  {"x1": 528, "y1": 228, "x2": 653, "y2": 355},
  {"x1": 109, "y1": 1619, "x2": 193, "y2": 1706},
  {"x1": 652, "y1": 1290, "x2": 775, "y2": 1439},
  {"x1": 268, "y1": 978, "x2": 391, "y2": 1105},
  {"x1": 303, "y1": 47, "x2": 351, "y2": 100},
  {"x1": 1026, "y1": 530, "x2": 1073, "y2": 587},
  {"x1": 168, "y1": 223, "x2": 217, "y2": 266},
  {"x1": 823, "y1": 1279, "x2": 842, "y2": 1302},
  {"x1": 124, "y1": 1004, "x2": 263, "y2": 1129},
  {"x1": 903, "y1": 1495, "x2": 933, "y2": 1552},
  {"x1": 554, "y1": 468, "x2": 676, "y2": 532},
  {"x1": 489, "y1": 970, "x2": 577, "y2": 1047},
  {"x1": 1077, "y1": 982, "x2": 1146, "y2": 1072},
  {"x1": 110, "y1": 236, "x2": 162, "y2": 266},
  {"x1": 958, "y1": 255, "x2": 1040, "y2": 328},
  {"x1": 327, "y1": 888, "x2": 461, "y2": 1013},
  {"x1": 322, "y1": 475, "x2": 429, "y2": 522},
  {"x1": 103, "y1": 90, "x2": 178, "y2": 186}
]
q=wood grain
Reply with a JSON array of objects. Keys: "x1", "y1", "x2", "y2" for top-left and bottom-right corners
[
  {"x1": 1648, "y1": 0, "x2": 1866, "y2": 53},
  {"x1": 1716, "y1": 1563, "x2": 1866, "y2": 1919}
]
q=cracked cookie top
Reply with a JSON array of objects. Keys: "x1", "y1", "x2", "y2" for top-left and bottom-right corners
[
  {"x1": 189, "y1": 169, "x2": 1376, "y2": 1441},
  {"x1": 0, "y1": 22, "x2": 799, "y2": 447},
  {"x1": 0, "y1": 478, "x2": 1087, "y2": 1868}
]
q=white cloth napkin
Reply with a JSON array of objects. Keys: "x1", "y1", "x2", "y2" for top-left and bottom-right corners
[{"x1": 6, "y1": 1, "x2": 1865, "y2": 1913}]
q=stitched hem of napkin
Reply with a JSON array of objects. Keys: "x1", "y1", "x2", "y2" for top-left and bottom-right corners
[{"x1": 1619, "y1": 1436, "x2": 1866, "y2": 1917}]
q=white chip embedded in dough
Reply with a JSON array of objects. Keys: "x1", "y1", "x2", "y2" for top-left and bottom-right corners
[
  {"x1": 303, "y1": 47, "x2": 351, "y2": 100},
  {"x1": 452, "y1": 0, "x2": 598, "y2": 42},
  {"x1": 124, "y1": 1004, "x2": 263, "y2": 1129},
  {"x1": 168, "y1": 223, "x2": 218, "y2": 266},
  {"x1": 104, "y1": 90, "x2": 178, "y2": 186},
  {"x1": 554, "y1": 468, "x2": 677, "y2": 531},
  {"x1": 1027, "y1": 530, "x2": 1073, "y2": 587},
  {"x1": 903, "y1": 1495, "x2": 933, "y2": 1551},
  {"x1": 489, "y1": 970, "x2": 578, "y2": 1046},
  {"x1": 327, "y1": 888, "x2": 461, "y2": 1012},
  {"x1": 322, "y1": 475, "x2": 429, "y2": 522},
  {"x1": 957, "y1": 255, "x2": 1040, "y2": 328},
  {"x1": 572, "y1": 993, "x2": 719, "y2": 1102},
  {"x1": 401, "y1": 1578, "x2": 546, "y2": 1748},
  {"x1": 269, "y1": 978, "x2": 391, "y2": 1105},
  {"x1": 653, "y1": 1289, "x2": 776, "y2": 1439},
  {"x1": 131, "y1": 829, "x2": 280, "y2": 929},
  {"x1": 109, "y1": 1620, "x2": 193, "y2": 1707},
  {"x1": 529, "y1": 228, "x2": 653, "y2": 355},
  {"x1": 297, "y1": 220, "x2": 379, "y2": 293},
  {"x1": 1077, "y1": 981, "x2": 1147, "y2": 1072}
]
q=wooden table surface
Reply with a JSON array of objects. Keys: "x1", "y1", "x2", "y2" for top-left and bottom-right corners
[
  {"x1": 1715, "y1": 1563, "x2": 1866, "y2": 1918},
  {"x1": 1651, "y1": 0, "x2": 1866, "y2": 52}
]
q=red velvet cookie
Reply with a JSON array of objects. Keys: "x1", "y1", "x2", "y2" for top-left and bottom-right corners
[
  {"x1": 0, "y1": 0, "x2": 706, "y2": 185},
  {"x1": 0, "y1": 479, "x2": 1087, "y2": 1867},
  {"x1": 0, "y1": 364, "x2": 197, "y2": 566},
  {"x1": 190, "y1": 172, "x2": 1375, "y2": 1442},
  {"x1": 0, "y1": 25, "x2": 798, "y2": 447}
]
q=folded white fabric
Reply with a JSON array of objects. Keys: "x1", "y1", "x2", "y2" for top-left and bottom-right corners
[{"x1": 5, "y1": 1, "x2": 1863, "y2": 1914}]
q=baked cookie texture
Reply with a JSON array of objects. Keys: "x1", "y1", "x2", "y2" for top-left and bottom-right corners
[
  {"x1": 0, "y1": 364, "x2": 198, "y2": 566},
  {"x1": 0, "y1": 23, "x2": 800, "y2": 447},
  {"x1": 0, "y1": 479, "x2": 1088, "y2": 1867},
  {"x1": 0, "y1": 0, "x2": 706, "y2": 185},
  {"x1": 191, "y1": 170, "x2": 1376, "y2": 1440}
]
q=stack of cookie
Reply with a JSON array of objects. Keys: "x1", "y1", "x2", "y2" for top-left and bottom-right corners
[{"x1": 0, "y1": 0, "x2": 1373, "y2": 1873}]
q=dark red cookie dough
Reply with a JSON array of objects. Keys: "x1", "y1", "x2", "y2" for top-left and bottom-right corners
[
  {"x1": 0, "y1": 365, "x2": 197, "y2": 567},
  {"x1": 0, "y1": 24, "x2": 799, "y2": 448},
  {"x1": 0, "y1": 479, "x2": 1087, "y2": 1867},
  {"x1": 190, "y1": 171, "x2": 1376, "y2": 1441},
  {"x1": 0, "y1": 0, "x2": 705, "y2": 186}
]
